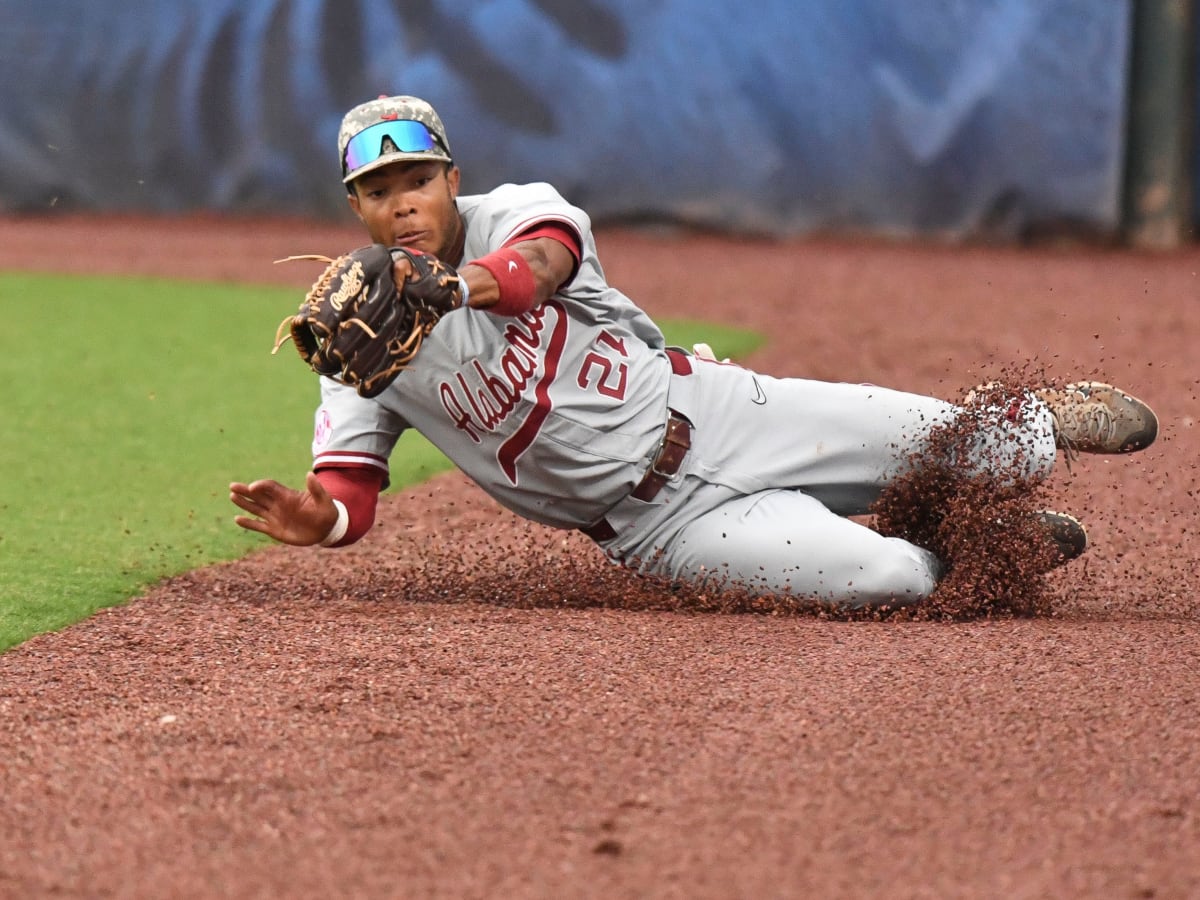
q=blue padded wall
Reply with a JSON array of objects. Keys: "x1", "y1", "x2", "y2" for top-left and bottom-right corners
[{"x1": 0, "y1": 0, "x2": 1131, "y2": 238}]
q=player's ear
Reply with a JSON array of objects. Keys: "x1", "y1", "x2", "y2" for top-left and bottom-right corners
[
  {"x1": 346, "y1": 186, "x2": 364, "y2": 222},
  {"x1": 445, "y1": 165, "x2": 461, "y2": 199}
]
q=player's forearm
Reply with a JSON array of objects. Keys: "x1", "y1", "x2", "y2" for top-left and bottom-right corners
[
  {"x1": 313, "y1": 467, "x2": 383, "y2": 547},
  {"x1": 461, "y1": 237, "x2": 573, "y2": 315}
]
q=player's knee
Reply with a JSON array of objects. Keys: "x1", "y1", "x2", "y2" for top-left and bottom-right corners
[{"x1": 834, "y1": 543, "x2": 940, "y2": 609}]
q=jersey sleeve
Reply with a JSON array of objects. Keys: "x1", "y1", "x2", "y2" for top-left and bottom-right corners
[
  {"x1": 505, "y1": 221, "x2": 582, "y2": 288},
  {"x1": 506, "y1": 221, "x2": 582, "y2": 258},
  {"x1": 461, "y1": 183, "x2": 589, "y2": 271},
  {"x1": 312, "y1": 377, "x2": 409, "y2": 490}
]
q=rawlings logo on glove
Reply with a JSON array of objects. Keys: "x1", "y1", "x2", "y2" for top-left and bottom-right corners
[{"x1": 273, "y1": 244, "x2": 463, "y2": 398}]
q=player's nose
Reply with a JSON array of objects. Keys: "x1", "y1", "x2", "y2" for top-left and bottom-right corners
[{"x1": 390, "y1": 195, "x2": 417, "y2": 217}]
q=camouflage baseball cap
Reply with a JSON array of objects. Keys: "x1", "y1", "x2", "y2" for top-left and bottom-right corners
[{"x1": 337, "y1": 95, "x2": 453, "y2": 184}]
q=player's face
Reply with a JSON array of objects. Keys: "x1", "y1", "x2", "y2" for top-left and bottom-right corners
[{"x1": 348, "y1": 162, "x2": 463, "y2": 261}]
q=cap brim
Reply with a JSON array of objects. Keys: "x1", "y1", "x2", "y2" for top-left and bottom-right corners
[{"x1": 343, "y1": 151, "x2": 453, "y2": 184}]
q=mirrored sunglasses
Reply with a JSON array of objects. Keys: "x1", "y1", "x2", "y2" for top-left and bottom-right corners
[{"x1": 342, "y1": 120, "x2": 445, "y2": 176}]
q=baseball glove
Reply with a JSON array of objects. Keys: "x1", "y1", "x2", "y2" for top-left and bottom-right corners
[{"x1": 273, "y1": 244, "x2": 463, "y2": 398}]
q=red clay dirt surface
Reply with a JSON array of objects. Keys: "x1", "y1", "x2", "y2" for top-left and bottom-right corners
[{"x1": 2, "y1": 213, "x2": 1199, "y2": 899}]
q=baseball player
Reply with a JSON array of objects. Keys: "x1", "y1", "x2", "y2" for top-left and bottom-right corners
[{"x1": 230, "y1": 95, "x2": 1159, "y2": 609}]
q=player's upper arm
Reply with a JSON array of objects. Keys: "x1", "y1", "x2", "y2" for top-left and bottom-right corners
[
  {"x1": 506, "y1": 221, "x2": 581, "y2": 294},
  {"x1": 509, "y1": 236, "x2": 577, "y2": 299}
]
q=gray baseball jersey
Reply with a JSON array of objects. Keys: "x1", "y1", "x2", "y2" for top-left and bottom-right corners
[
  {"x1": 313, "y1": 182, "x2": 675, "y2": 528},
  {"x1": 311, "y1": 182, "x2": 1059, "y2": 607}
]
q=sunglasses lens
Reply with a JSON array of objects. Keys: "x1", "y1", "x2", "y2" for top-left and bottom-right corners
[{"x1": 343, "y1": 120, "x2": 439, "y2": 173}]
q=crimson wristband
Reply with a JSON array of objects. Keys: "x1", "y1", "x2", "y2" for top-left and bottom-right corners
[{"x1": 471, "y1": 247, "x2": 537, "y2": 316}]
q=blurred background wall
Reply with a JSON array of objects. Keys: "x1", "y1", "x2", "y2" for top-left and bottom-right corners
[{"x1": 0, "y1": 0, "x2": 1191, "y2": 243}]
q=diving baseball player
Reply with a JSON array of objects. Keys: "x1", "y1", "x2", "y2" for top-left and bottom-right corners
[{"x1": 230, "y1": 95, "x2": 1159, "y2": 609}]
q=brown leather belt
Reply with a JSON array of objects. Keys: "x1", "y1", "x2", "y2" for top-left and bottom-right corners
[
  {"x1": 580, "y1": 409, "x2": 691, "y2": 543},
  {"x1": 631, "y1": 410, "x2": 692, "y2": 502},
  {"x1": 580, "y1": 348, "x2": 694, "y2": 544}
]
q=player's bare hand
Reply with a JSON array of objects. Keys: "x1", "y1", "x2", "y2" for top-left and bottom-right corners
[
  {"x1": 391, "y1": 251, "x2": 415, "y2": 284},
  {"x1": 229, "y1": 471, "x2": 338, "y2": 546}
]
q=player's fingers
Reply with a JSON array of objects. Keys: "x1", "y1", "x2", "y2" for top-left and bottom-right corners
[
  {"x1": 231, "y1": 478, "x2": 293, "y2": 509},
  {"x1": 229, "y1": 492, "x2": 266, "y2": 516},
  {"x1": 229, "y1": 482, "x2": 273, "y2": 511},
  {"x1": 233, "y1": 514, "x2": 272, "y2": 535},
  {"x1": 230, "y1": 481, "x2": 263, "y2": 503},
  {"x1": 245, "y1": 477, "x2": 288, "y2": 496},
  {"x1": 392, "y1": 256, "x2": 414, "y2": 281},
  {"x1": 304, "y1": 470, "x2": 328, "y2": 502}
]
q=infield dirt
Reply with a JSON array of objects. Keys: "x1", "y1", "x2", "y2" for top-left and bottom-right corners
[{"x1": 1, "y1": 214, "x2": 1198, "y2": 898}]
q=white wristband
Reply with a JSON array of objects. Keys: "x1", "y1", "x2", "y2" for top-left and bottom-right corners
[
  {"x1": 319, "y1": 499, "x2": 349, "y2": 547},
  {"x1": 457, "y1": 275, "x2": 470, "y2": 309}
]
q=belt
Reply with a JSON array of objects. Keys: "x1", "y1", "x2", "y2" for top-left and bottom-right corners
[{"x1": 581, "y1": 347, "x2": 694, "y2": 544}]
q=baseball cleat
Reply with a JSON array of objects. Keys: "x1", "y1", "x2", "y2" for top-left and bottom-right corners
[
  {"x1": 1034, "y1": 382, "x2": 1158, "y2": 455},
  {"x1": 1034, "y1": 510, "x2": 1088, "y2": 566}
]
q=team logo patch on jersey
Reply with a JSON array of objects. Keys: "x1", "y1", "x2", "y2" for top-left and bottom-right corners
[
  {"x1": 438, "y1": 301, "x2": 569, "y2": 485},
  {"x1": 313, "y1": 408, "x2": 333, "y2": 447}
]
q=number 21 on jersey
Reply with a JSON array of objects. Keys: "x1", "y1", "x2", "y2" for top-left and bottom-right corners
[{"x1": 576, "y1": 330, "x2": 629, "y2": 400}]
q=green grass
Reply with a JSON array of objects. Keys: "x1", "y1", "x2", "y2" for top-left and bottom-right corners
[{"x1": 0, "y1": 270, "x2": 761, "y2": 651}]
